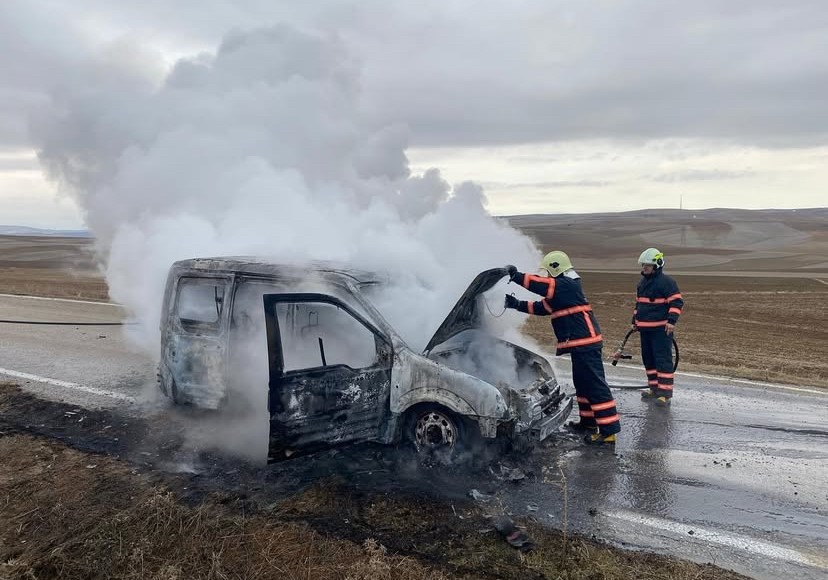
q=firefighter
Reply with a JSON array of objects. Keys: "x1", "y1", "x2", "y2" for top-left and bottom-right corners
[
  {"x1": 633, "y1": 248, "x2": 684, "y2": 406},
  {"x1": 504, "y1": 251, "x2": 620, "y2": 446}
]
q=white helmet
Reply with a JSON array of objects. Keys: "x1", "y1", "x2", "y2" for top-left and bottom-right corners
[
  {"x1": 539, "y1": 250, "x2": 573, "y2": 277},
  {"x1": 638, "y1": 248, "x2": 664, "y2": 268}
]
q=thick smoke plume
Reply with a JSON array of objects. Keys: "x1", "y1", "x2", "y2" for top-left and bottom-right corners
[
  {"x1": 31, "y1": 25, "x2": 545, "y2": 461},
  {"x1": 33, "y1": 24, "x2": 539, "y2": 350}
]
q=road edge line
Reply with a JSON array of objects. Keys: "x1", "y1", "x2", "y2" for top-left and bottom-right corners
[
  {"x1": 0, "y1": 367, "x2": 136, "y2": 403},
  {"x1": 0, "y1": 293, "x2": 122, "y2": 307},
  {"x1": 611, "y1": 362, "x2": 826, "y2": 395}
]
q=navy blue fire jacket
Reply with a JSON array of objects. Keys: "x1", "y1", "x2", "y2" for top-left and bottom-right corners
[
  {"x1": 512, "y1": 271, "x2": 603, "y2": 355},
  {"x1": 633, "y1": 268, "x2": 684, "y2": 331}
]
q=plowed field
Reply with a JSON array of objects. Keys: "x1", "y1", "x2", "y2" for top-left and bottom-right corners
[{"x1": 525, "y1": 272, "x2": 828, "y2": 387}]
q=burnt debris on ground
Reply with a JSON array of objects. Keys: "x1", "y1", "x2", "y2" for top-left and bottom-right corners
[
  {"x1": 0, "y1": 382, "x2": 753, "y2": 579},
  {"x1": 0, "y1": 382, "x2": 551, "y2": 505}
]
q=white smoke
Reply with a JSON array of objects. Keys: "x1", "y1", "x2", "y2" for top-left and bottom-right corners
[
  {"x1": 31, "y1": 24, "x2": 542, "y2": 462},
  {"x1": 33, "y1": 24, "x2": 539, "y2": 351}
]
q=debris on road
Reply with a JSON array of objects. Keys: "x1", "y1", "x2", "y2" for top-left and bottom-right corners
[
  {"x1": 491, "y1": 515, "x2": 534, "y2": 552},
  {"x1": 494, "y1": 463, "x2": 527, "y2": 482},
  {"x1": 469, "y1": 488, "x2": 493, "y2": 502}
]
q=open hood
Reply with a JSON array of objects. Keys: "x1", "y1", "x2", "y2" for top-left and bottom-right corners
[{"x1": 423, "y1": 267, "x2": 508, "y2": 354}]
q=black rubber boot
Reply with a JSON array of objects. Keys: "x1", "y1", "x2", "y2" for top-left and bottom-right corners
[{"x1": 567, "y1": 420, "x2": 598, "y2": 433}]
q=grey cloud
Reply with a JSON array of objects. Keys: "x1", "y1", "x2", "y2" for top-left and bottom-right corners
[
  {"x1": 350, "y1": 1, "x2": 828, "y2": 148},
  {"x1": 2, "y1": 0, "x2": 828, "y2": 152},
  {"x1": 486, "y1": 180, "x2": 612, "y2": 190},
  {"x1": 651, "y1": 169, "x2": 754, "y2": 183},
  {"x1": 0, "y1": 156, "x2": 39, "y2": 172},
  {"x1": 0, "y1": 90, "x2": 42, "y2": 148}
]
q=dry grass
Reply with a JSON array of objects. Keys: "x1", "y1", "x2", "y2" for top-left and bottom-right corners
[{"x1": 0, "y1": 435, "x2": 453, "y2": 580}]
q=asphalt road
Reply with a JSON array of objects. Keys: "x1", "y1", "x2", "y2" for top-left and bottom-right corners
[
  {"x1": 1, "y1": 294, "x2": 826, "y2": 580},
  {"x1": 526, "y1": 361, "x2": 828, "y2": 580},
  {"x1": 0, "y1": 294, "x2": 155, "y2": 407}
]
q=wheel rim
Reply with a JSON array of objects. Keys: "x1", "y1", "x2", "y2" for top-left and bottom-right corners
[{"x1": 414, "y1": 410, "x2": 457, "y2": 451}]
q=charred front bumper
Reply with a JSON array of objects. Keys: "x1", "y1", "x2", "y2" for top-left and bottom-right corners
[{"x1": 510, "y1": 378, "x2": 573, "y2": 441}]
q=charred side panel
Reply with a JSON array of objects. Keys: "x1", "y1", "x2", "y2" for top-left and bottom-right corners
[
  {"x1": 166, "y1": 333, "x2": 226, "y2": 407},
  {"x1": 263, "y1": 293, "x2": 394, "y2": 461},
  {"x1": 163, "y1": 274, "x2": 233, "y2": 408},
  {"x1": 269, "y1": 367, "x2": 391, "y2": 457},
  {"x1": 389, "y1": 348, "x2": 509, "y2": 439}
]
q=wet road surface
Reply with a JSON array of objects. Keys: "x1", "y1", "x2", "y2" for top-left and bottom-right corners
[
  {"x1": 510, "y1": 361, "x2": 828, "y2": 580},
  {"x1": 1, "y1": 294, "x2": 826, "y2": 579}
]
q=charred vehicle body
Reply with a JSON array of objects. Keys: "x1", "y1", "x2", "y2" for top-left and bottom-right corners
[{"x1": 158, "y1": 258, "x2": 573, "y2": 461}]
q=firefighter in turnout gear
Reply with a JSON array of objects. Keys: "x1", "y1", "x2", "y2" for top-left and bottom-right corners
[
  {"x1": 633, "y1": 248, "x2": 684, "y2": 406},
  {"x1": 504, "y1": 251, "x2": 620, "y2": 446}
]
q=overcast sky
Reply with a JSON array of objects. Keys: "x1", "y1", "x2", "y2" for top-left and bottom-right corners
[{"x1": 1, "y1": 0, "x2": 826, "y2": 228}]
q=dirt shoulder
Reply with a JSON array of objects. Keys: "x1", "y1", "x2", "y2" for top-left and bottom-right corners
[{"x1": 0, "y1": 383, "x2": 749, "y2": 580}]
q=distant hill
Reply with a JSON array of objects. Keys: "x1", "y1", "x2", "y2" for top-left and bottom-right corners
[
  {"x1": 0, "y1": 225, "x2": 91, "y2": 238},
  {"x1": 505, "y1": 208, "x2": 828, "y2": 272},
  {"x1": 2, "y1": 207, "x2": 825, "y2": 273}
]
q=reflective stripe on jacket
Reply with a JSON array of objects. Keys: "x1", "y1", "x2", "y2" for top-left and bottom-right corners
[
  {"x1": 633, "y1": 269, "x2": 684, "y2": 330},
  {"x1": 514, "y1": 271, "x2": 603, "y2": 354}
]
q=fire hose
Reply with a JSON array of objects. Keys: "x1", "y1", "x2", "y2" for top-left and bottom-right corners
[
  {"x1": 0, "y1": 319, "x2": 134, "y2": 325},
  {"x1": 608, "y1": 328, "x2": 679, "y2": 389}
]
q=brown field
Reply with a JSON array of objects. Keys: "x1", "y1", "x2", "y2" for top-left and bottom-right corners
[
  {"x1": 506, "y1": 208, "x2": 828, "y2": 274},
  {"x1": 507, "y1": 208, "x2": 828, "y2": 388},
  {"x1": 2, "y1": 220, "x2": 826, "y2": 387},
  {"x1": 0, "y1": 266, "x2": 109, "y2": 301},
  {"x1": 0, "y1": 235, "x2": 108, "y2": 301},
  {"x1": 525, "y1": 271, "x2": 828, "y2": 387}
]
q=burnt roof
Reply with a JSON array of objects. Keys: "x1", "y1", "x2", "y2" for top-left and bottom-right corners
[{"x1": 170, "y1": 257, "x2": 384, "y2": 287}]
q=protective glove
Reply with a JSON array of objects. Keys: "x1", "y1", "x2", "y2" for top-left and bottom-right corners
[
  {"x1": 505, "y1": 264, "x2": 518, "y2": 281},
  {"x1": 504, "y1": 294, "x2": 520, "y2": 310}
]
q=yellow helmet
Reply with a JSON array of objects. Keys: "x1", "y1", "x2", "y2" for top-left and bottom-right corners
[
  {"x1": 539, "y1": 250, "x2": 573, "y2": 277},
  {"x1": 638, "y1": 247, "x2": 664, "y2": 268}
]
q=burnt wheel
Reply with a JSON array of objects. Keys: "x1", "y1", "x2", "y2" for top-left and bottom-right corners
[
  {"x1": 404, "y1": 405, "x2": 481, "y2": 464},
  {"x1": 413, "y1": 408, "x2": 460, "y2": 452}
]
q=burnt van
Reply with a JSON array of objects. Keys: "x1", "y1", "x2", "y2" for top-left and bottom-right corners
[{"x1": 158, "y1": 258, "x2": 573, "y2": 461}]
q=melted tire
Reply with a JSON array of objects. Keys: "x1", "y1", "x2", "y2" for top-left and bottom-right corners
[{"x1": 404, "y1": 406, "x2": 480, "y2": 465}]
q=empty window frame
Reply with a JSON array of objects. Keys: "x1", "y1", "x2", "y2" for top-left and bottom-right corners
[{"x1": 275, "y1": 301, "x2": 378, "y2": 372}]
